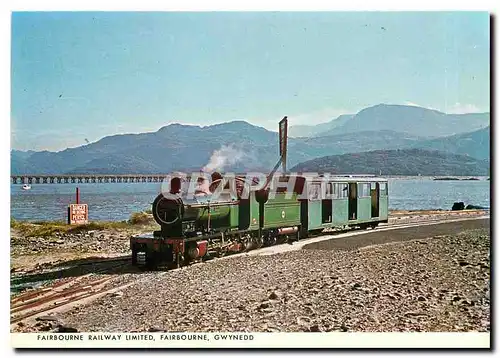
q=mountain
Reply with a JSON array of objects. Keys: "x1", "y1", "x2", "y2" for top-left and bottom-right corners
[
  {"x1": 11, "y1": 149, "x2": 35, "y2": 160},
  {"x1": 10, "y1": 104, "x2": 490, "y2": 175},
  {"x1": 303, "y1": 104, "x2": 489, "y2": 138},
  {"x1": 290, "y1": 149, "x2": 490, "y2": 176},
  {"x1": 327, "y1": 104, "x2": 489, "y2": 138},
  {"x1": 411, "y1": 126, "x2": 490, "y2": 160},
  {"x1": 10, "y1": 150, "x2": 35, "y2": 174},
  {"x1": 287, "y1": 130, "x2": 424, "y2": 164},
  {"x1": 288, "y1": 114, "x2": 353, "y2": 138},
  {"x1": 11, "y1": 121, "x2": 281, "y2": 175},
  {"x1": 9, "y1": 126, "x2": 428, "y2": 175}
]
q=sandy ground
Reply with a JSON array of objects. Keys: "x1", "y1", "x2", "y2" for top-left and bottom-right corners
[{"x1": 13, "y1": 218, "x2": 490, "y2": 333}]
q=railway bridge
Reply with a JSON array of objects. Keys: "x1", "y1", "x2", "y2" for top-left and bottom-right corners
[
  {"x1": 11, "y1": 173, "x2": 377, "y2": 185},
  {"x1": 11, "y1": 174, "x2": 172, "y2": 184}
]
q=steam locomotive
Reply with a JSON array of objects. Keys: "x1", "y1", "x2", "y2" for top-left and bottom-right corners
[{"x1": 130, "y1": 118, "x2": 389, "y2": 269}]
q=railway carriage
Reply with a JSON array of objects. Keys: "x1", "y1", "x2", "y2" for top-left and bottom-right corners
[{"x1": 300, "y1": 176, "x2": 388, "y2": 236}]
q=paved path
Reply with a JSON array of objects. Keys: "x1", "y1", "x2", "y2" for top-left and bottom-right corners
[{"x1": 303, "y1": 218, "x2": 490, "y2": 251}]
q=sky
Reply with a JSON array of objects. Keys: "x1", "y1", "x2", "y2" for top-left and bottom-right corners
[{"x1": 11, "y1": 11, "x2": 490, "y2": 151}]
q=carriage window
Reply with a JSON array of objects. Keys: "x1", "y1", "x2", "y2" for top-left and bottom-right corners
[
  {"x1": 324, "y1": 182, "x2": 333, "y2": 198},
  {"x1": 371, "y1": 182, "x2": 377, "y2": 189},
  {"x1": 309, "y1": 183, "x2": 321, "y2": 200},
  {"x1": 380, "y1": 182, "x2": 387, "y2": 196},
  {"x1": 358, "y1": 183, "x2": 370, "y2": 197},
  {"x1": 339, "y1": 183, "x2": 348, "y2": 198}
]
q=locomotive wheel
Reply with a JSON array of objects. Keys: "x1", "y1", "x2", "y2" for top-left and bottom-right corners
[
  {"x1": 145, "y1": 252, "x2": 158, "y2": 270},
  {"x1": 265, "y1": 236, "x2": 277, "y2": 247},
  {"x1": 276, "y1": 236, "x2": 286, "y2": 245},
  {"x1": 175, "y1": 253, "x2": 185, "y2": 268}
]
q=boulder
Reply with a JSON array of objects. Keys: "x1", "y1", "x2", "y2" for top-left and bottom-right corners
[
  {"x1": 452, "y1": 202, "x2": 465, "y2": 211},
  {"x1": 465, "y1": 204, "x2": 488, "y2": 210}
]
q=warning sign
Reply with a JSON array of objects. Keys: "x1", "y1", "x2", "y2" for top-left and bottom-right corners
[{"x1": 68, "y1": 204, "x2": 88, "y2": 225}]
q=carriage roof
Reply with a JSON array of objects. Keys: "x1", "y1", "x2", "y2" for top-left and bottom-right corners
[{"x1": 305, "y1": 175, "x2": 388, "y2": 183}]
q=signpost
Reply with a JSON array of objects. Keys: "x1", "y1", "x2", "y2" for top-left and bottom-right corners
[
  {"x1": 68, "y1": 204, "x2": 88, "y2": 225},
  {"x1": 279, "y1": 116, "x2": 288, "y2": 173},
  {"x1": 68, "y1": 187, "x2": 88, "y2": 225}
]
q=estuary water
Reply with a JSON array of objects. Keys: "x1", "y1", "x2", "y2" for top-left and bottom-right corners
[{"x1": 10, "y1": 177, "x2": 490, "y2": 222}]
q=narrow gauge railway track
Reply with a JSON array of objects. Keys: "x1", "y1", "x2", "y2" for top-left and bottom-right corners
[
  {"x1": 10, "y1": 212, "x2": 488, "y2": 328},
  {"x1": 10, "y1": 258, "x2": 130, "y2": 325}
]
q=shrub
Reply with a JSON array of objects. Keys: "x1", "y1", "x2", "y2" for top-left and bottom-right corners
[{"x1": 128, "y1": 212, "x2": 153, "y2": 225}]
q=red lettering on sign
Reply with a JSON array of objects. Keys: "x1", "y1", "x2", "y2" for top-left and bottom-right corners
[{"x1": 68, "y1": 203, "x2": 88, "y2": 225}]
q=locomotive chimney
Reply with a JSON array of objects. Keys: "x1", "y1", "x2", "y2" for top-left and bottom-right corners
[{"x1": 170, "y1": 177, "x2": 182, "y2": 194}]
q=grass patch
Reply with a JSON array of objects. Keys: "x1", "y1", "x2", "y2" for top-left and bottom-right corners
[{"x1": 11, "y1": 211, "x2": 156, "y2": 237}]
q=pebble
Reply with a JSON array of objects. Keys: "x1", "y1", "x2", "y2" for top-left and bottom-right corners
[
  {"x1": 36, "y1": 315, "x2": 59, "y2": 322},
  {"x1": 15, "y1": 228, "x2": 490, "y2": 333},
  {"x1": 268, "y1": 291, "x2": 279, "y2": 300},
  {"x1": 258, "y1": 302, "x2": 270, "y2": 310}
]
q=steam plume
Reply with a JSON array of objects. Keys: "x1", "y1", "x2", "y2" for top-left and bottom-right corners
[{"x1": 202, "y1": 144, "x2": 246, "y2": 172}]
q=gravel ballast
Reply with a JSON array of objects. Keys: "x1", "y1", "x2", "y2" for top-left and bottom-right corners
[{"x1": 56, "y1": 223, "x2": 490, "y2": 333}]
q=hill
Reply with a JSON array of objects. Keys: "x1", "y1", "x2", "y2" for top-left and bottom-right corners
[
  {"x1": 411, "y1": 126, "x2": 490, "y2": 160},
  {"x1": 290, "y1": 149, "x2": 490, "y2": 176},
  {"x1": 297, "y1": 104, "x2": 489, "y2": 138}
]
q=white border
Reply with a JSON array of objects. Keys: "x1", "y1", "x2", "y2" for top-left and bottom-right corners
[
  {"x1": 3, "y1": 0, "x2": 500, "y2": 11},
  {"x1": 11, "y1": 332, "x2": 491, "y2": 349},
  {"x1": 3, "y1": 2, "x2": 497, "y2": 357}
]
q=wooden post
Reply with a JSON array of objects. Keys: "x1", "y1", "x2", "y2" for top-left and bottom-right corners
[{"x1": 76, "y1": 187, "x2": 80, "y2": 204}]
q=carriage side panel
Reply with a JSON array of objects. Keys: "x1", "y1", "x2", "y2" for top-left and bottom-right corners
[
  {"x1": 262, "y1": 193, "x2": 301, "y2": 229},
  {"x1": 332, "y1": 198, "x2": 349, "y2": 225}
]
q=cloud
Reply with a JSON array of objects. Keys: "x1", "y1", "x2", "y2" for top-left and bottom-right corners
[
  {"x1": 404, "y1": 101, "x2": 484, "y2": 114},
  {"x1": 256, "y1": 107, "x2": 358, "y2": 130},
  {"x1": 445, "y1": 102, "x2": 483, "y2": 114},
  {"x1": 404, "y1": 101, "x2": 422, "y2": 107},
  {"x1": 404, "y1": 101, "x2": 439, "y2": 111}
]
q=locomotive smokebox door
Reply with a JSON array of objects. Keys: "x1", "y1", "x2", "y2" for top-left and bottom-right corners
[{"x1": 152, "y1": 193, "x2": 184, "y2": 237}]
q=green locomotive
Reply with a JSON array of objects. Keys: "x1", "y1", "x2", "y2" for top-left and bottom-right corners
[{"x1": 130, "y1": 118, "x2": 389, "y2": 269}]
